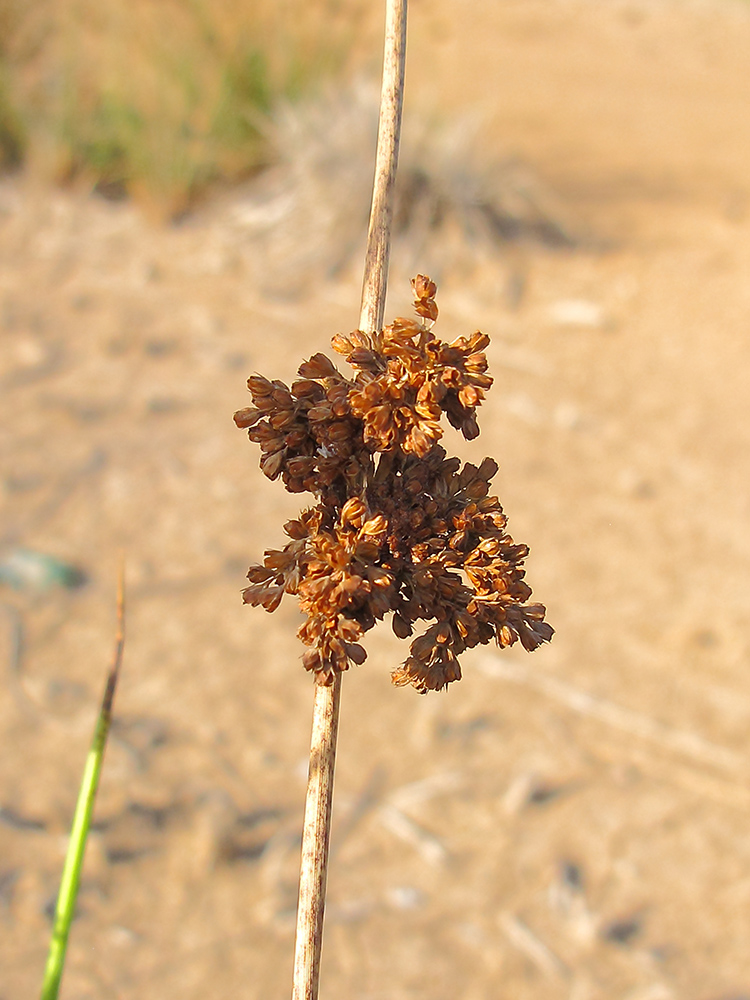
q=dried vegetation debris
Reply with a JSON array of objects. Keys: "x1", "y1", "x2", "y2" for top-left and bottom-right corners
[
  {"x1": 227, "y1": 83, "x2": 580, "y2": 293},
  {"x1": 235, "y1": 275, "x2": 552, "y2": 691}
]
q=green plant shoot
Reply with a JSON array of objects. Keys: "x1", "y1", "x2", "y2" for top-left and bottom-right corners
[{"x1": 40, "y1": 564, "x2": 125, "y2": 1000}]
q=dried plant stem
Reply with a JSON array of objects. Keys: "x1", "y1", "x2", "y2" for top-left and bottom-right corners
[
  {"x1": 359, "y1": 0, "x2": 409, "y2": 336},
  {"x1": 290, "y1": 3, "x2": 408, "y2": 1000},
  {"x1": 291, "y1": 673, "x2": 342, "y2": 1000}
]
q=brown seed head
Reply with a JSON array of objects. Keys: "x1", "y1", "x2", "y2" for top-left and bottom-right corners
[{"x1": 235, "y1": 276, "x2": 552, "y2": 688}]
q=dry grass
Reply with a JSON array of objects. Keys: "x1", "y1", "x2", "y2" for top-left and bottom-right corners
[
  {"x1": 222, "y1": 82, "x2": 580, "y2": 299},
  {"x1": 0, "y1": 0, "x2": 372, "y2": 214}
]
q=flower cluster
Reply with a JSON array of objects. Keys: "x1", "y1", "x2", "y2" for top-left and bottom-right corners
[
  {"x1": 233, "y1": 355, "x2": 370, "y2": 505},
  {"x1": 235, "y1": 276, "x2": 552, "y2": 691}
]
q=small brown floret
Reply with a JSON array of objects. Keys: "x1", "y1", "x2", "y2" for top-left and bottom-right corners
[{"x1": 412, "y1": 274, "x2": 439, "y2": 322}]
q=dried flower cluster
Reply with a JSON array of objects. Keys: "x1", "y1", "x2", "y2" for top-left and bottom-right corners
[{"x1": 235, "y1": 276, "x2": 552, "y2": 692}]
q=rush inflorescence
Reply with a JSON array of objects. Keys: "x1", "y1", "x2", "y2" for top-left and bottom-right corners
[{"x1": 234, "y1": 275, "x2": 552, "y2": 692}]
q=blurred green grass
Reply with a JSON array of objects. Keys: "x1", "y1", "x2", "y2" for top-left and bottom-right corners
[{"x1": 0, "y1": 0, "x2": 366, "y2": 215}]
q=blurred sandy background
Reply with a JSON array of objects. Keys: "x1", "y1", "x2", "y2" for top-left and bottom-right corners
[{"x1": 2, "y1": 1, "x2": 750, "y2": 998}]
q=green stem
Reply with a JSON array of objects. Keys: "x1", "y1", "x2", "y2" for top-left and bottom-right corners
[{"x1": 40, "y1": 565, "x2": 125, "y2": 1000}]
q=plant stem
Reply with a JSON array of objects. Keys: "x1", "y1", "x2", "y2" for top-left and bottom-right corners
[
  {"x1": 290, "y1": 3, "x2": 408, "y2": 1000},
  {"x1": 291, "y1": 674, "x2": 342, "y2": 1000},
  {"x1": 359, "y1": 0, "x2": 409, "y2": 336},
  {"x1": 40, "y1": 562, "x2": 125, "y2": 1000}
]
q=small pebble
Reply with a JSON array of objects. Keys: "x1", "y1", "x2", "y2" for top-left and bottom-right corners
[
  {"x1": 602, "y1": 915, "x2": 642, "y2": 945},
  {"x1": 561, "y1": 860, "x2": 584, "y2": 892}
]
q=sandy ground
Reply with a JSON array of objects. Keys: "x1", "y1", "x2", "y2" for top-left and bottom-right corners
[{"x1": 3, "y1": 1, "x2": 750, "y2": 998}]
